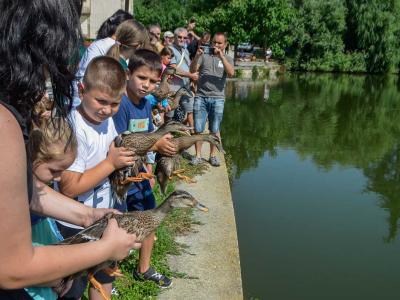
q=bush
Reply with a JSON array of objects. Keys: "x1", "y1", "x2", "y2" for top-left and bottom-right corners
[{"x1": 288, "y1": 51, "x2": 366, "y2": 73}]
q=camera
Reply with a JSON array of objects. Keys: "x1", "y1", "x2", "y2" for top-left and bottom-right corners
[{"x1": 200, "y1": 45, "x2": 214, "y2": 55}]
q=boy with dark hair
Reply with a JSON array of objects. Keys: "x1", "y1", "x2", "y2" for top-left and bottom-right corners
[
  {"x1": 113, "y1": 49, "x2": 177, "y2": 288},
  {"x1": 57, "y1": 56, "x2": 136, "y2": 300}
]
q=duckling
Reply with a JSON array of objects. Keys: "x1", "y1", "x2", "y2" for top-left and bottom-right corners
[
  {"x1": 110, "y1": 121, "x2": 192, "y2": 202},
  {"x1": 155, "y1": 134, "x2": 224, "y2": 194},
  {"x1": 58, "y1": 190, "x2": 208, "y2": 300}
]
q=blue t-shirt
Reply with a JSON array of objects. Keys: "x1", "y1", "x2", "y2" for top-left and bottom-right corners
[
  {"x1": 113, "y1": 95, "x2": 154, "y2": 197},
  {"x1": 145, "y1": 94, "x2": 169, "y2": 108},
  {"x1": 113, "y1": 94, "x2": 154, "y2": 134}
]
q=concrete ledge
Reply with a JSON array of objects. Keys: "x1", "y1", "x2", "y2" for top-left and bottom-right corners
[{"x1": 158, "y1": 145, "x2": 243, "y2": 300}]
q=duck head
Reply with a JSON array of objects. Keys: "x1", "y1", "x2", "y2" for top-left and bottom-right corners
[
  {"x1": 208, "y1": 135, "x2": 225, "y2": 154},
  {"x1": 164, "y1": 67, "x2": 176, "y2": 76},
  {"x1": 167, "y1": 190, "x2": 208, "y2": 212}
]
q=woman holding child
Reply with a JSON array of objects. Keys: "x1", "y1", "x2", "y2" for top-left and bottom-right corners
[{"x1": 0, "y1": 1, "x2": 139, "y2": 299}]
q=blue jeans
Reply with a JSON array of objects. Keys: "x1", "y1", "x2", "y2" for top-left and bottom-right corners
[
  {"x1": 194, "y1": 97, "x2": 225, "y2": 133},
  {"x1": 113, "y1": 179, "x2": 156, "y2": 212}
]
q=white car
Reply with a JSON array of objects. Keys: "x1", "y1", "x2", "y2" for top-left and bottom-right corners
[{"x1": 237, "y1": 43, "x2": 253, "y2": 52}]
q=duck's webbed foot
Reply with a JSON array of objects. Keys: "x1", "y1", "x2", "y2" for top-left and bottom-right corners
[
  {"x1": 88, "y1": 273, "x2": 111, "y2": 300},
  {"x1": 173, "y1": 169, "x2": 197, "y2": 184},
  {"x1": 120, "y1": 172, "x2": 154, "y2": 184},
  {"x1": 103, "y1": 265, "x2": 123, "y2": 277}
]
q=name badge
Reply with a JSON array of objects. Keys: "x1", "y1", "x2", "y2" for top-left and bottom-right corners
[{"x1": 128, "y1": 118, "x2": 149, "y2": 132}]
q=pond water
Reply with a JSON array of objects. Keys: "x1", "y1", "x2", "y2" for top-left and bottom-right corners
[{"x1": 221, "y1": 74, "x2": 400, "y2": 300}]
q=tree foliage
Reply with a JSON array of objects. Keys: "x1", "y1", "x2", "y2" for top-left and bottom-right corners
[
  {"x1": 345, "y1": 0, "x2": 400, "y2": 73},
  {"x1": 134, "y1": 0, "x2": 189, "y2": 30},
  {"x1": 133, "y1": 0, "x2": 400, "y2": 73}
]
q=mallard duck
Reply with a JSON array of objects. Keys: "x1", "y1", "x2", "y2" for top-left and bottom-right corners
[
  {"x1": 109, "y1": 121, "x2": 191, "y2": 202},
  {"x1": 152, "y1": 67, "x2": 176, "y2": 101},
  {"x1": 58, "y1": 190, "x2": 208, "y2": 300},
  {"x1": 167, "y1": 87, "x2": 192, "y2": 111},
  {"x1": 155, "y1": 134, "x2": 224, "y2": 194}
]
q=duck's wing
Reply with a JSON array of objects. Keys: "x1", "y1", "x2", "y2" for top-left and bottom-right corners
[
  {"x1": 117, "y1": 211, "x2": 160, "y2": 242},
  {"x1": 58, "y1": 216, "x2": 110, "y2": 245}
]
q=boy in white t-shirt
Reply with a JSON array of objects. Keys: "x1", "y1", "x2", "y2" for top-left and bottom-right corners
[{"x1": 57, "y1": 56, "x2": 135, "y2": 300}]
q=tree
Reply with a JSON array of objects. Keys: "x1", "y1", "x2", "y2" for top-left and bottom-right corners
[
  {"x1": 345, "y1": 0, "x2": 400, "y2": 73},
  {"x1": 288, "y1": 0, "x2": 349, "y2": 70},
  {"x1": 134, "y1": 0, "x2": 189, "y2": 30},
  {"x1": 195, "y1": 0, "x2": 295, "y2": 60}
]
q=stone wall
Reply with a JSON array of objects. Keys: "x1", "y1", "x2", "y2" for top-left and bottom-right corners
[{"x1": 80, "y1": 0, "x2": 133, "y2": 39}]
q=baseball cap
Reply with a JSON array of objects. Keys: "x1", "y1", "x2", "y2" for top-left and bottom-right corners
[{"x1": 163, "y1": 31, "x2": 174, "y2": 38}]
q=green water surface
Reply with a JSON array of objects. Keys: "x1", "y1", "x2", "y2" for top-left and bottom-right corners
[{"x1": 221, "y1": 74, "x2": 400, "y2": 300}]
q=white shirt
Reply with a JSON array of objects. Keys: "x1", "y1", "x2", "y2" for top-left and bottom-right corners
[
  {"x1": 57, "y1": 108, "x2": 118, "y2": 229},
  {"x1": 72, "y1": 37, "x2": 116, "y2": 106}
]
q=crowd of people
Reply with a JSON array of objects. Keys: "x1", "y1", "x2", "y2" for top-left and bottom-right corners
[{"x1": 0, "y1": 1, "x2": 233, "y2": 300}]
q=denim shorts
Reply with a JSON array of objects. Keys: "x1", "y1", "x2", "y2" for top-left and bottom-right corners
[
  {"x1": 194, "y1": 96, "x2": 225, "y2": 133},
  {"x1": 113, "y1": 179, "x2": 156, "y2": 212},
  {"x1": 180, "y1": 94, "x2": 194, "y2": 113}
]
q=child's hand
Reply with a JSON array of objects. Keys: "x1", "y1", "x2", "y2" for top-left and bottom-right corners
[
  {"x1": 165, "y1": 105, "x2": 172, "y2": 112},
  {"x1": 107, "y1": 141, "x2": 136, "y2": 170},
  {"x1": 153, "y1": 133, "x2": 177, "y2": 156},
  {"x1": 101, "y1": 218, "x2": 141, "y2": 261}
]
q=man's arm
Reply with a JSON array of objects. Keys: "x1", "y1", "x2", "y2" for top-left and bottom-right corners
[
  {"x1": 190, "y1": 47, "x2": 203, "y2": 73},
  {"x1": 170, "y1": 63, "x2": 198, "y2": 81},
  {"x1": 214, "y1": 48, "x2": 235, "y2": 77}
]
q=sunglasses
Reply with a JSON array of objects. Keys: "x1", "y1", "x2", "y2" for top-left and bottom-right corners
[{"x1": 122, "y1": 42, "x2": 143, "y2": 49}]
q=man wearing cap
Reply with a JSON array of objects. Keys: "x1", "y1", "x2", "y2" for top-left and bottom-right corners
[{"x1": 163, "y1": 31, "x2": 174, "y2": 47}]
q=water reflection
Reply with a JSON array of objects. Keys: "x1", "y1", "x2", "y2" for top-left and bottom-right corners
[{"x1": 222, "y1": 74, "x2": 400, "y2": 242}]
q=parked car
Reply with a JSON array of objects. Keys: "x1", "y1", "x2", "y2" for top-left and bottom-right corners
[{"x1": 237, "y1": 42, "x2": 254, "y2": 52}]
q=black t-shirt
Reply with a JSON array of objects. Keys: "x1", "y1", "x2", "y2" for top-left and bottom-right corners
[{"x1": 187, "y1": 39, "x2": 199, "y2": 60}]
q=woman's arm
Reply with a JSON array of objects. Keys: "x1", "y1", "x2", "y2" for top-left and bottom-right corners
[{"x1": 0, "y1": 106, "x2": 138, "y2": 289}]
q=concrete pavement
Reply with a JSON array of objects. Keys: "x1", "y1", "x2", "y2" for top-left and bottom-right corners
[{"x1": 158, "y1": 145, "x2": 243, "y2": 300}]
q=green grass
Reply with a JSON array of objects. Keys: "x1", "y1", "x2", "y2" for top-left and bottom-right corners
[
  {"x1": 111, "y1": 159, "x2": 207, "y2": 299},
  {"x1": 82, "y1": 160, "x2": 206, "y2": 299}
]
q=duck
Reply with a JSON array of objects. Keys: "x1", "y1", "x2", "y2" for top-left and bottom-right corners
[
  {"x1": 58, "y1": 190, "x2": 208, "y2": 300},
  {"x1": 109, "y1": 121, "x2": 191, "y2": 202},
  {"x1": 155, "y1": 134, "x2": 224, "y2": 194},
  {"x1": 167, "y1": 87, "x2": 192, "y2": 111},
  {"x1": 152, "y1": 67, "x2": 176, "y2": 101}
]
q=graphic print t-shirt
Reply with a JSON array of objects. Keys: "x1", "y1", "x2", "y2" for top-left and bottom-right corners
[
  {"x1": 57, "y1": 108, "x2": 118, "y2": 229},
  {"x1": 113, "y1": 95, "x2": 154, "y2": 196}
]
